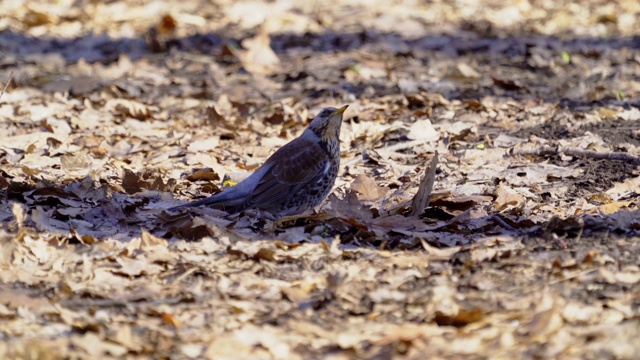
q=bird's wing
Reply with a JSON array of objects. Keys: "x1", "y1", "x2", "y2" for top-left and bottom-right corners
[{"x1": 242, "y1": 136, "x2": 330, "y2": 209}]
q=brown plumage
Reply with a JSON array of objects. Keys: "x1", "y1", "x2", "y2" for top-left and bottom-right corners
[{"x1": 169, "y1": 105, "x2": 348, "y2": 216}]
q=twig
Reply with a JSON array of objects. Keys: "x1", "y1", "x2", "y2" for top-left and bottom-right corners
[
  {"x1": 0, "y1": 70, "x2": 14, "y2": 102},
  {"x1": 489, "y1": 214, "x2": 516, "y2": 231},
  {"x1": 61, "y1": 295, "x2": 183, "y2": 308},
  {"x1": 509, "y1": 145, "x2": 640, "y2": 165},
  {"x1": 548, "y1": 268, "x2": 598, "y2": 285},
  {"x1": 382, "y1": 138, "x2": 435, "y2": 154}
]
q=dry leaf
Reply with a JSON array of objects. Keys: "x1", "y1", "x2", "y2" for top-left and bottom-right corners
[
  {"x1": 238, "y1": 30, "x2": 280, "y2": 75},
  {"x1": 409, "y1": 151, "x2": 439, "y2": 216},
  {"x1": 350, "y1": 174, "x2": 388, "y2": 201},
  {"x1": 110, "y1": 99, "x2": 153, "y2": 120},
  {"x1": 11, "y1": 203, "x2": 26, "y2": 229},
  {"x1": 493, "y1": 183, "x2": 526, "y2": 211}
]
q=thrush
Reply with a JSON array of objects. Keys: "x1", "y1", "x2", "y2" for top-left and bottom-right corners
[{"x1": 169, "y1": 105, "x2": 348, "y2": 216}]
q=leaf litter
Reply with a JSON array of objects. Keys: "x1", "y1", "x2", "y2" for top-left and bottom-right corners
[{"x1": 1, "y1": 0, "x2": 640, "y2": 358}]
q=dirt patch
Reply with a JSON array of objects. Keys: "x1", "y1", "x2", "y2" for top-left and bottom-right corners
[{"x1": 578, "y1": 118, "x2": 640, "y2": 147}]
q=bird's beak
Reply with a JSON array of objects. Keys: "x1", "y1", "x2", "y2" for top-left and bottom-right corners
[{"x1": 333, "y1": 105, "x2": 348, "y2": 115}]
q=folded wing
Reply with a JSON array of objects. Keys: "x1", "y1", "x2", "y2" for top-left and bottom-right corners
[{"x1": 242, "y1": 136, "x2": 329, "y2": 210}]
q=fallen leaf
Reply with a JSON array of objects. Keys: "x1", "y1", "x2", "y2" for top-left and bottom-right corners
[
  {"x1": 350, "y1": 174, "x2": 388, "y2": 201},
  {"x1": 409, "y1": 151, "x2": 439, "y2": 216},
  {"x1": 237, "y1": 29, "x2": 280, "y2": 75},
  {"x1": 110, "y1": 99, "x2": 153, "y2": 120},
  {"x1": 493, "y1": 183, "x2": 525, "y2": 211}
]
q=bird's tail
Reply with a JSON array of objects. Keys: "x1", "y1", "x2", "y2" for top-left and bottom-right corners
[{"x1": 167, "y1": 189, "x2": 244, "y2": 213}]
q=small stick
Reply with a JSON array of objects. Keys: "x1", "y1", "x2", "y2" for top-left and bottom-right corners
[
  {"x1": 382, "y1": 138, "x2": 434, "y2": 153},
  {"x1": 0, "y1": 70, "x2": 14, "y2": 102},
  {"x1": 509, "y1": 145, "x2": 640, "y2": 165}
]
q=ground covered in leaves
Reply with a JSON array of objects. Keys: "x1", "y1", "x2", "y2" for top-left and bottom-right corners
[{"x1": 1, "y1": 0, "x2": 640, "y2": 358}]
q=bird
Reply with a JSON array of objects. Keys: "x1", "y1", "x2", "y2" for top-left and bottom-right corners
[{"x1": 169, "y1": 105, "x2": 348, "y2": 216}]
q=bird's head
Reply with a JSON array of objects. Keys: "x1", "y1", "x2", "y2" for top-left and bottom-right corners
[{"x1": 307, "y1": 105, "x2": 348, "y2": 142}]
